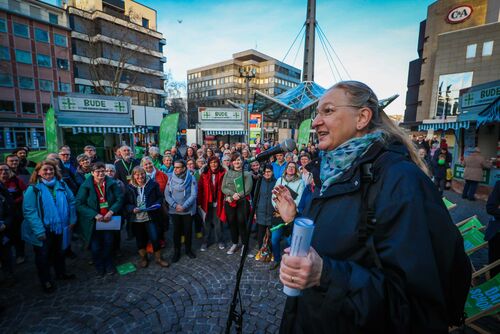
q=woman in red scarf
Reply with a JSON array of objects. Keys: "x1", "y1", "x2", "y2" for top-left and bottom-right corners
[{"x1": 197, "y1": 156, "x2": 226, "y2": 251}]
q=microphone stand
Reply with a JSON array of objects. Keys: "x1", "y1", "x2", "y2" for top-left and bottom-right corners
[{"x1": 225, "y1": 161, "x2": 264, "y2": 334}]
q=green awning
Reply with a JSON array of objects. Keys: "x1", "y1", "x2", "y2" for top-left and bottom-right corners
[{"x1": 418, "y1": 121, "x2": 471, "y2": 131}]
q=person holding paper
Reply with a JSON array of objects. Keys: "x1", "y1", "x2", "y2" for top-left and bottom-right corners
[
  {"x1": 22, "y1": 160, "x2": 77, "y2": 293},
  {"x1": 221, "y1": 152, "x2": 253, "y2": 255},
  {"x1": 273, "y1": 81, "x2": 471, "y2": 333},
  {"x1": 125, "y1": 166, "x2": 169, "y2": 268},
  {"x1": 164, "y1": 160, "x2": 198, "y2": 263},
  {"x1": 76, "y1": 162, "x2": 124, "y2": 278},
  {"x1": 198, "y1": 156, "x2": 226, "y2": 252}
]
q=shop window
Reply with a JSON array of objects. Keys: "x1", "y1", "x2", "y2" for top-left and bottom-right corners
[
  {"x1": 39, "y1": 79, "x2": 53, "y2": 91},
  {"x1": 0, "y1": 18, "x2": 6, "y2": 33},
  {"x1": 15, "y1": 49, "x2": 32, "y2": 64},
  {"x1": 466, "y1": 44, "x2": 476, "y2": 59},
  {"x1": 49, "y1": 13, "x2": 58, "y2": 25},
  {"x1": 0, "y1": 100, "x2": 15, "y2": 112},
  {"x1": 0, "y1": 74, "x2": 12, "y2": 87},
  {"x1": 22, "y1": 102, "x2": 36, "y2": 113},
  {"x1": 18, "y1": 77, "x2": 34, "y2": 89},
  {"x1": 34, "y1": 28, "x2": 49, "y2": 43},
  {"x1": 54, "y1": 33, "x2": 67, "y2": 47},
  {"x1": 36, "y1": 54, "x2": 52, "y2": 67},
  {"x1": 483, "y1": 41, "x2": 494, "y2": 56},
  {"x1": 56, "y1": 58, "x2": 69, "y2": 70},
  {"x1": 13, "y1": 22, "x2": 29, "y2": 38}
]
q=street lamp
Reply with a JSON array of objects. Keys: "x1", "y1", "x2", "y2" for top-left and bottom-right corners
[{"x1": 239, "y1": 67, "x2": 256, "y2": 143}]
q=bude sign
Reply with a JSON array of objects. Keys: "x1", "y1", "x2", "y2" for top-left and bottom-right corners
[
  {"x1": 199, "y1": 107, "x2": 242, "y2": 121},
  {"x1": 446, "y1": 5, "x2": 473, "y2": 24},
  {"x1": 58, "y1": 96, "x2": 129, "y2": 113}
]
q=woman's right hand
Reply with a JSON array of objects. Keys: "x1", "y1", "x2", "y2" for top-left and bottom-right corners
[
  {"x1": 272, "y1": 185, "x2": 297, "y2": 224},
  {"x1": 95, "y1": 214, "x2": 104, "y2": 221}
]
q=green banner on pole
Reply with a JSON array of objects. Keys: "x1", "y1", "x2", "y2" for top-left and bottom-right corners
[
  {"x1": 44, "y1": 107, "x2": 58, "y2": 153},
  {"x1": 159, "y1": 113, "x2": 180, "y2": 153},
  {"x1": 297, "y1": 119, "x2": 312, "y2": 149}
]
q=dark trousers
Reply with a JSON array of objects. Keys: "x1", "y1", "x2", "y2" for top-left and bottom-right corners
[
  {"x1": 33, "y1": 232, "x2": 66, "y2": 285},
  {"x1": 157, "y1": 206, "x2": 170, "y2": 241},
  {"x1": 11, "y1": 216, "x2": 25, "y2": 258},
  {"x1": 256, "y1": 224, "x2": 268, "y2": 249},
  {"x1": 489, "y1": 232, "x2": 500, "y2": 277},
  {"x1": 132, "y1": 221, "x2": 160, "y2": 252},
  {"x1": 203, "y1": 206, "x2": 223, "y2": 245},
  {"x1": 90, "y1": 230, "x2": 114, "y2": 274},
  {"x1": 171, "y1": 214, "x2": 193, "y2": 252},
  {"x1": 225, "y1": 200, "x2": 249, "y2": 245},
  {"x1": 434, "y1": 177, "x2": 446, "y2": 195},
  {"x1": 462, "y1": 180, "x2": 479, "y2": 200},
  {"x1": 0, "y1": 238, "x2": 13, "y2": 274}
]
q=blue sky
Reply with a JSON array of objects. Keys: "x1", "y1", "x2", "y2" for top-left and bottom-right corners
[{"x1": 143, "y1": 0, "x2": 436, "y2": 115}]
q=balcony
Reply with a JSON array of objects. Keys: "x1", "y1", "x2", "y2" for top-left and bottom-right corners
[
  {"x1": 160, "y1": 56, "x2": 167, "y2": 63},
  {"x1": 160, "y1": 38, "x2": 167, "y2": 45}
]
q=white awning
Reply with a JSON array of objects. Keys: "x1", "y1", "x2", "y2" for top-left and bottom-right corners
[
  {"x1": 58, "y1": 124, "x2": 135, "y2": 134},
  {"x1": 203, "y1": 129, "x2": 247, "y2": 136}
]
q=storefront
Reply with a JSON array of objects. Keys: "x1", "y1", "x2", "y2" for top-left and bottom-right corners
[
  {"x1": 198, "y1": 107, "x2": 246, "y2": 147},
  {"x1": 56, "y1": 94, "x2": 136, "y2": 161}
]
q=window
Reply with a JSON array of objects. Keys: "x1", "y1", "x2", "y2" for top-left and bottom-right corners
[
  {"x1": 56, "y1": 58, "x2": 69, "y2": 70},
  {"x1": 34, "y1": 28, "x2": 49, "y2": 43},
  {"x1": 436, "y1": 72, "x2": 473, "y2": 118},
  {"x1": 42, "y1": 103, "x2": 50, "y2": 113},
  {"x1": 0, "y1": 100, "x2": 15, "y2": 112},
  {"x1": 58, "y1": 82, "x2": 71, "y2": 92},
  {"x1": 36, "y1": 54, "x2": 52, "y2": 67},
  {"x1": 142, "y1": 18, "x2": 149, "y2": 28},
  {"x1": 483, "y1": 41, "x2": 494, "y2": 56},
  {"x1": 54, "y1": 33, "x2": 67, "y2": 47},
  {"x1": 39, "y1": 79, "x2": 53, "y2": 91},
  {"x1": 0, "y1": 46, "x2": 10, "y2": 60},
  {"x1": 22, "y1": 102, "x2": 36, "y2": 113},
  {"x1": 18, "y1": 77, "x2": 34, "y2": 90},
  {"x1": 0, "y1": 18, "x2": 6, "y2": 33},
  {"x1": 15, "y1": 49, "x2": 32, "y2": 64},
  {"x1": 0, "y1": 74, "x2": 13, "y2": 87},
  {"x1": 466, "y1": 44, "x2": 477, "y2": 58},
  {"x1": 13, "y1": 22, "x2": 29, "y2": 38},
  {"x1": 49, "y1": 13, "x2": 58, "y2": 25}
]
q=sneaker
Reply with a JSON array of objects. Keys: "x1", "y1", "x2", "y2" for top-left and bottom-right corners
[
  {"x1": 218, "y1": 242, "x2": 225, "y2": 250},
  {"x1": 226, "y1": 244, "x2": 239, "y2": 255},
  {"x1": 200, "y1": 243, "x2": 207, "y2": 252},
  {"x1": 16, "y1": 256, "x2": 25, "y2": 265}
]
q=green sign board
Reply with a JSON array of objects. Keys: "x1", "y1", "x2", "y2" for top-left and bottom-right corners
[
  {"x1": 465, "y1": 274, "x2": 500, "y2": 318},
  {"x1": 297, "y1": 119, "x2": 312, "y2": 149},
  {"x1": 44, "y1": 107, "x2": 58, "y2": 153},
  {"x1": 58, "y1": 96, "x2": 128, "y2": 113},
  {"x1": 461, "y1": 85, "x2": 500, "y2": 108},
  {"x1": 453, "y1": 164, "x2": 490, "y2": 184},
  {"x1": 159, "y1": 113, "x2": 180, "y2": 154}
]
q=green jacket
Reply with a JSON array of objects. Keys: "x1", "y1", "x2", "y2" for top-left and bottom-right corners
[{"x1": 75, "y1": 176, "x2": 124, "y2": 246}]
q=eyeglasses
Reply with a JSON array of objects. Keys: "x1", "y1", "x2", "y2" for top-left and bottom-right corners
[
  {"x1": 0, "y1": 168, "x2": 10, "y2": 172},
  {"x1": 93, "y1": 170, "x2": 106, "y2": 174},
  {"x1": 60, "y1": 153, "x2": 69, "y2": 156},
  {"x1": 316, "y1": 105, "x2": 361, "y2": 117}
]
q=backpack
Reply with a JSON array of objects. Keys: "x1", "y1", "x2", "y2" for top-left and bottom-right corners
[{"x1": 358, "y1": 150, "x2": 471, "y2": 328}]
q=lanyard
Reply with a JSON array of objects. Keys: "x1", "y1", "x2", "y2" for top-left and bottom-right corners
[
  {"x1": 96, "y1": 181, "x2": 106, "y2": 199},
  {"x1": 137, "y1": 185, "x2": 145, "y2": 202},
  {"x1": 121, "y1": 159, "x2": 133, "y2": 175}
]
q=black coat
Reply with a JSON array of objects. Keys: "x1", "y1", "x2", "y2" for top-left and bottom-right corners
[
  {"x1": 125, "y1": 180, "x2": 162, "y2": 223},
  {"x1": 280, "y1": 142, "x2": 469, "y2": 333},
  {"x1": 255, "y1": 176, "x2": 276, "y2": 226},
  {"x1": 432, "y1": 150, "x2": 452, "y2": 179},
  {"x1": 114, "y1": 158, "x2": 139, "y2": 184}
]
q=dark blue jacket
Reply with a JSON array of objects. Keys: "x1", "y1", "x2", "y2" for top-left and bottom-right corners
[
  {"x1": 280, "y1": 142, "x2": 469, "y2": 334},
  {"x1": 125, "y1": 180, "x2": 162, "y2": 223},
  {"x1": 256, "y1": 176, "x2": 276, "y2": 226}
]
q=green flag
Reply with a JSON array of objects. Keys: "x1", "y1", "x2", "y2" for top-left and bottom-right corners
[
  {"x1": 297, "y1": 119, "x2": 312, "y2": 149},
  {"x1": 44, "y1": 107, "x2": 58, "y2": 153},
  {"x1": 159, "y1": 113, "x2": 180, "y2": 154}
]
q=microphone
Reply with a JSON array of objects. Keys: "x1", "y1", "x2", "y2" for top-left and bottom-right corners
[{"x1": 248, "y1": 139, "x2": 297, "y2": 163}]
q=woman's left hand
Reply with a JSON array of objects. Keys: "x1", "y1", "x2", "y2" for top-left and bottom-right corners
[
  {"x1": 233, "y1": 193, "x2": 240, "y2": 201},
  {"x1": 280, "y1": 247, "x2": 323, "y2": 290}
]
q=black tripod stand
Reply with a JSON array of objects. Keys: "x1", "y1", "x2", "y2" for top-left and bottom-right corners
[{"x1": 225, "y1": 164, "x2": 264, "y2": 334}]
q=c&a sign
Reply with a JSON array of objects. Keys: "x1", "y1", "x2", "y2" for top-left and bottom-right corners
[{"x1": 446, "y1": 5, "x2": 473, "y2": 24}]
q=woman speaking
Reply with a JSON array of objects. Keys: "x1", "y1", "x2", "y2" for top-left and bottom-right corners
[{"x1": 273, "y1": 81, "x2": 470, "y2": 333}]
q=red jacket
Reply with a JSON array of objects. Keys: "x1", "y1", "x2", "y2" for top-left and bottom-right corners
[
  {"x1": 154, "y1": 169, "x2": 169, "y2": 193},
  {"x1": 198, "y1": 167, "x2": 226, "y2": 222}
]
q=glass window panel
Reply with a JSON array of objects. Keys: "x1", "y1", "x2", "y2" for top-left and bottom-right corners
[
  {"x1": 436, "y1": 72, "x2": 473, "y2": 118},
  {"x1": 34, "y1": 28, "x2": 49, "y2": 43},
  {"x1": 56, "y1": 58, "x2": 69, "y2": 70},
  {"x1": 0, "y1": 18, "x2": 6, "y2": 32},
  {"x1": 58, "y1": 82, "x2": 71, "y2": 92},
  {"x1": 39, "y1": 79, "x2": 53, "y2": 91},
  {"x1": 22, "y1": 102, "x2": 36, "y2": 113},
  {"x1": 0, "y1": 100, "x2": 15, "y2": 112},
  {"x1": 142, "y1": 18, "x2": 149, "y2": 28},
  {"x1": 15, "y1": 49, "x2": 32, "y2": 64},
  {"x1": 13, "y1": 22, "x2": 29, "y2": 38},
  {"x1": 42, "y1": 103, "x2": 50, "y2": 113},
  {"x1": 14, "y1": 129, "x2": 27, "y2": 147},
  {"x1": 0, "y1": 74, "x2": 13, "y2": 87},
  {"x1": 466, "y1": 44, "x2": 476, "y2": 59},
  {"x1": 483, "y1": 41, "x2": 494, "y2": 56},
  {"x1": 49, "y1": 13, "x2": 58, "y2": 25},
  {"x1": 36, "y1": 54, "x2": 52, "y2": 67},
  {"x1": 0, "y1": 46, "x2": 10, "y2": 60},
  {"x1": 19, "y1": 77, "x2": 34, "y2": 89},
  {"x1": 54, "y1": 33, "x2": 67, "y2": 47}
]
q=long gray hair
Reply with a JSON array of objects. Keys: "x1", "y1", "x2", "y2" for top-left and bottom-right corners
[{"x1": 330, "y1": 80, "x2": 429, "y2": 175}]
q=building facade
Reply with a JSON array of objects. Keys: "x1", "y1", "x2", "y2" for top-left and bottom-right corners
[
  {"x1": 0, "y1": 0, "x2": 73, "y2": 152},
  {"x1": 186, "y1": 49, "x2": 301, "y2": 135}
]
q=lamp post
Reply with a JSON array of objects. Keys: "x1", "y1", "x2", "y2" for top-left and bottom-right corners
[{"x1": 239, "y1": 67, "x2": 256, "y2": 143}]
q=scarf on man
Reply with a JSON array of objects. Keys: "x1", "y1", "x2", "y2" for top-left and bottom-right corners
[
  {"x1": 320, "y1": 131, "x2": 384, "y2": 196},
  {"x1": 38, "y1": 179, "x2": 69, "y2": 234}
]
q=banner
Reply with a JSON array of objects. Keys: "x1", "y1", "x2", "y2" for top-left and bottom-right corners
[
  {"x1": 297, "y1": 119, "x2": 312, "y2": 149},
  {"x1": 249, "y1": 113, "x2": 262, "y2": 147},
  {"x1": 44, "y1": 107, "x2": 58, "y2": 153},
  {"x1": 159, "y1": 113, "x2": 180, "y2": 153}
]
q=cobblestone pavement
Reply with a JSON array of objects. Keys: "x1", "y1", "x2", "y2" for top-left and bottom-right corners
[{"x1": 0, "y1": 190, "x2": 498, "y2": 333}]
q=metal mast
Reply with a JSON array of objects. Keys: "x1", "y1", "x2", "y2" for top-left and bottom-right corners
[{"x1": 302, "y1": 0, "x2": 316, "y2": 82}]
